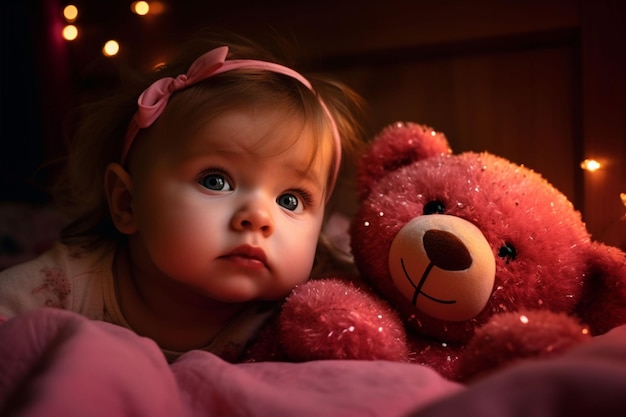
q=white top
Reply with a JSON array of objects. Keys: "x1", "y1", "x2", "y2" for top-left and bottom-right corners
[{"x1": 0, "y1": 242, "x2": 276, "y2": 362}]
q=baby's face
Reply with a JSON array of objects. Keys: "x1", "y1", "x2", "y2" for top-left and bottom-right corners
[{"x1": 126, "y1": 106, "x2": 332, "y2": 302}]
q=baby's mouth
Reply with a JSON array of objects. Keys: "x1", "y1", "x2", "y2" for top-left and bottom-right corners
[{"x1": 220, "y1": 245, "x2": 269, "y2": 270}]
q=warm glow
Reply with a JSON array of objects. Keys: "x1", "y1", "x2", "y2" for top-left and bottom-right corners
[
  {"x1": 131, "y1": 1, "x2": 150, "y2": 15},
  {"x1": 63, "y1": 5, "x2": 78, "y2": 22},
  {"x1": 621, "y1": 193, "x2": 626, "y2": 209},
  {"x1": 148, "y1": 1, "x2": 165, "y2": 14},
  {"x1": 152, "y1": 61, "x2": 167, "y2": 71},
  {"x1": 102, "y1": 40, "x2": 120, "y2": 57},
  {"x1": 580, "y1": 159, "x2": 601, "y2": 172},
  {"x1": 62, "y1": 25, "x2": 79, "y2": 41}
]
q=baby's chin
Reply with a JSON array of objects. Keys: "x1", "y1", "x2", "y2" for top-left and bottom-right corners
[{"x1": 195, "y1": 277, "x2": 295, "y2": 304}]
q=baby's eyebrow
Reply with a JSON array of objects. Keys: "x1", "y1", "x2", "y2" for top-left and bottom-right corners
[{"x1": 283, "y1": 164, "x2": 325, "y2": 191}]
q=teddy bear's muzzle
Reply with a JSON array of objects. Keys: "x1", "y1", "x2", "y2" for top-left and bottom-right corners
[{"x1": 388, "y1": 214, "x2": 495, "y2": 322}]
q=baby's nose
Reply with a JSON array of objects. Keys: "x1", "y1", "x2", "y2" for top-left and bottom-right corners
[{"x1": 231, "y1": 200, "x2": 274, "y2": 236}]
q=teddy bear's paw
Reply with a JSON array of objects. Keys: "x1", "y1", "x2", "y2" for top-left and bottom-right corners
[
  {"x1": 458, "y1": 310, "x2": 591, "y2": 381},
  {"x1": 278, "y1": 279, "x2": 410, "y2": 362}
]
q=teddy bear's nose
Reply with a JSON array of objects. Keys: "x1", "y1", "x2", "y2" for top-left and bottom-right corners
[{"x1": 423, "y1": 229, "x2": 473, "y2": 271}]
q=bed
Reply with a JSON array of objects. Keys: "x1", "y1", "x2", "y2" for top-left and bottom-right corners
[{"x1": 1, "y1": 307, "x2": 626, "y2": 417}]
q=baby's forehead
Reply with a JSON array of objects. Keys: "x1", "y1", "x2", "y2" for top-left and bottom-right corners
[{"x1": 148, "y1": 105, "x2": 330, "y2": 166}]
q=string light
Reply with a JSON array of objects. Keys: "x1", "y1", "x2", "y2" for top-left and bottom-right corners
[
  {"x1": 102, "y1": 40, "x2": 120, "y2": 57},
  {"x1": 61, "y1": 2, "x2": 158, "y2": 51},
  {"x1": 580, "y1": 158, "x2": 601, "y2": 172},
  {"x1": 131, "y1": 1, "x2": 150, "y2": 15},
  {"x1": 63, "y1": 5, "x2": 78, "y2": 22},
  {"x1": 61, "y1": 4, "x2": 79, "y2": 41},
  {"x1": 62, "y1": 24, "x2": 78, "y2": 41}
]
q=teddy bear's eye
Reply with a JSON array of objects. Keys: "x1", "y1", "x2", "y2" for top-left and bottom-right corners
[
  {"x1": 423, "y1": 200, "x2": 446, "y2": 215},
  {"x1": 498, "y1": 243, "x2": 517, "y2": 264}
]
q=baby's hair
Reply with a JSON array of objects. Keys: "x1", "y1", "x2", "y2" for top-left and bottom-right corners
[{"x1": 52, "y1": 29, "x2": 369, "y2": 267}]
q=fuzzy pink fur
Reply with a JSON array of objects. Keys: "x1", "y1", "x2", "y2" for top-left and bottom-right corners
[
  {"x1": 245, "y1": 122, "x2": 626, "y2": 382},
  {"x1": 458, "y1": 310, "x2": 591, "y2": 381},
  {"x1": 278, "y1": 279, "x2": 409, "y2": 362}
]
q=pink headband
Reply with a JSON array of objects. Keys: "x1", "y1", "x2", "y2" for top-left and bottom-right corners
[{"x1": 123, "y1": 46, "x2": 342, "y2": 197}]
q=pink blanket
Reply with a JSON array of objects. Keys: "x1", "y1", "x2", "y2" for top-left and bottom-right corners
[{"x1": 1, "y1": 308, "x2": 626, "y2": 417}]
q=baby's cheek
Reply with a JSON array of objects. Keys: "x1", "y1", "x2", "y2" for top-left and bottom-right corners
[
  {"x1": 288, "y1": 240, "x2": 318, "y2": 282},
  {"x1": 145, "y1": 231, "x2": 207, "y2": 279}
]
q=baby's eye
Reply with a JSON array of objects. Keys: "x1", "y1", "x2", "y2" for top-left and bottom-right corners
[
  {"x1": 200, "y1": 173, "x2": 233, "y2": 191},
  {"x1": 277, "y1": 193, "x2": 301, "y2": 212}
]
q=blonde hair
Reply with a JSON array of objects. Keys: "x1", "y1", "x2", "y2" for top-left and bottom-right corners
[{"x1": 52, "y1": 30, "x2": 369, "y2": 267}]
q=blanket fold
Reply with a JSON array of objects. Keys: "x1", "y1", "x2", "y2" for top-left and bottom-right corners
[{"x1": 2, "y1": 308, "x2": 626, "y2": 417}]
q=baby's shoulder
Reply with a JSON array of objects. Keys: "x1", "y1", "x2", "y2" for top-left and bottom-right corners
[
  {"x1": 0, "y1": 242, "x2": 113, "y2": 317},
  {"x1": 0, "y1": 242, "x2": 86, "y2": 276}
]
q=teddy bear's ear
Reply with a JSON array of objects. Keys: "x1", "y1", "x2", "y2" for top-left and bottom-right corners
[
  {"x1": 576, "y1": 242, "x2": 626, "y2": 335},
  {"x1": 355, "y1": 122, "x2": 452, "y2": 199}
]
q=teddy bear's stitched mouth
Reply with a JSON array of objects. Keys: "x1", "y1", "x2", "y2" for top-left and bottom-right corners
[{"x1": 400, "y1": 258, "x2": 457, "y2": 306}]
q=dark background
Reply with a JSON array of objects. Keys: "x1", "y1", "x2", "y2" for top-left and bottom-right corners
[{"x1": 1, "y1": 0, "x2": 624, "y2": 249}]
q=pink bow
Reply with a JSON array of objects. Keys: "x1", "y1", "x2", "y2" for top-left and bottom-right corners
[
  {"x1": 122, "y1": 46, "x2": 230, "y2": 161},
  {"x1": 121, "y1": 46, "x2": 342, "y2": 198}
]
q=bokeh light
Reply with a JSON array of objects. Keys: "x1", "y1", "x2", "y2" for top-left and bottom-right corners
[
  {"x1": 62, "y1": 25, "x2": 79, "y2": 41},
  {"x1": 131, "y1": 1, "x2": 150, "y2": 15},
  {"x1": 102, "y1": 40, "x2": 120, "y2": 57},
  {"x1": 580, "y1": 159, "x2": 601, "y2": 172},
  {"x1": 63, "y1": 5, "x2": 78, "y2": 22}
]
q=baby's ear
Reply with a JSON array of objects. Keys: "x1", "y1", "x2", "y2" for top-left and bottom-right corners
[{"x1": 104, "y1": 163, "x2": 137, "y2": 234}]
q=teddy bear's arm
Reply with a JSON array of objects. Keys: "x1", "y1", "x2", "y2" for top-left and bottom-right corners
[
  {"x1": 276, "y1": 278, "x2": 411, "y2": 362},
  {"x1": 457, "y1": 310, "x2": 591, "y2": 382}
]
